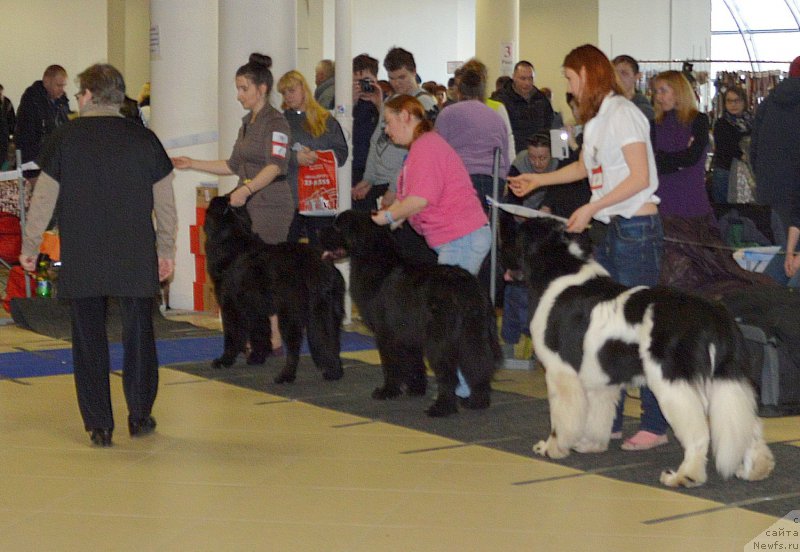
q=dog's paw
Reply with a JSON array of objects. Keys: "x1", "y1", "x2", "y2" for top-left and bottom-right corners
[
  {"x1": 460, "y1": 392, "x2": 490, "y2": 410},
  {"x1": 572, "y1": 438, "x2": 608, "y2": 454},
  {"x1": 659, "y1": 469, "x2": 705, "y2": 488},
  {"x1": 247, "y1": 352, "x2": 267, "y2": 365},
  {"x1": 212, "y1": 356, "x2": 236, "y2": 369},
  {"x1": 533, "y1": 438, "x2": 569, "y2": 459},
  {"x1": 425, "y1": 400, "x2": 458, "y2": 417},
  {"x1": 532, "y1": 440, "x2": 549, "y2": 457},
  {"x1": 274, "y1": 371, "x2": 296, "y2": 384},
  {"x1": 372, "y1": 386, "x2": 402, "y2": 400},
  {"x1": 322, "y1": 368, "x2": 344, "y2": 381}
]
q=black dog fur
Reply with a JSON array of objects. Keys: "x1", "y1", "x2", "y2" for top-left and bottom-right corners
[
  {"x1": 204, "y1": 195, "x2": 345, "y2": 383},
  {"x1": 322, "y1": 210, "x2": 501, "y2": 417}
]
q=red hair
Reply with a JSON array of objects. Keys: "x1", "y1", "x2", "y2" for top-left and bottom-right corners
[
  {"x1": 563, "y1": 44, "x2": 623, "y2": 124},
  {"x1": 383, "y1": 94, "x2": 433, "y2": 143}
]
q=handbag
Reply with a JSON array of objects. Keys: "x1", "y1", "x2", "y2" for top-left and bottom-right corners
[
  {"x1": 297, "y1": 150, "x2": 338, "y2": 216},
  {"x1": 727, "y1": 157, "x2": 757, "y2": 204}
]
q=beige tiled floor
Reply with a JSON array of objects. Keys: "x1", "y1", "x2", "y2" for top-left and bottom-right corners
[{"x1": 0, "y1": 318, "x2": 797, "y2": 551}]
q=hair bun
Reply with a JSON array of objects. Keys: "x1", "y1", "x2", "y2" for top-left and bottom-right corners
[
  {"x1": 461, "y1": 69, "x2": 482, "y2": 87},
  {"x1": 249, "y1": 53, "x2": 272, "y2": 69}
]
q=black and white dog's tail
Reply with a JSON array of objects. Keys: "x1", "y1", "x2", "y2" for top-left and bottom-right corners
[
  {"x1": 708, "y1": 378, "x2": 775, "y2": 481},
  {"x1": 707, "y1": 324, "x2": 775, "y2": 481}
]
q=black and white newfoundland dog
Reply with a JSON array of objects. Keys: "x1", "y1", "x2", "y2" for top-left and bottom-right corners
[
  {"x1": 204, "y1": 195, "x2": 344, "y2": 383},
  {"x1": 322, "y1": 210, "x2": 501, "y2": 417},
  {"x1": 515, "y1": 218, "x2": 774, "y2": 487}
]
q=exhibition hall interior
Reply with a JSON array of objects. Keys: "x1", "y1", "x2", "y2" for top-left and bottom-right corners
[{"x1": 0, "y1": 0, "x2": 799, "y2": 550}]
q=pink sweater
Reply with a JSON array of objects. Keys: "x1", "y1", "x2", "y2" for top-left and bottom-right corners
[{"x1": 397, "y1": 131, "x2": 488, "y2": 248}]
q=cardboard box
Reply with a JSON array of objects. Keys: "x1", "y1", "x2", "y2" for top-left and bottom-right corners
[
  {"x1": 196, "y1": 185, "x2": 218, "y2": 209},
  {"x1": 189, "y1": 225, "x2": 207, "y2": 255},
  {"x1": 194, "y1": 255, "x2": 207, "y2": 284},
  {"x1": 193, "y1": 281, "x2": 218, "y2": 313}
]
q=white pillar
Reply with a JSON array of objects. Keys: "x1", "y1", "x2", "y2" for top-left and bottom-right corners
[
  {"x1": 333, "y1": 0, "x2": 353, "y2": 325},
  {"x1": 150, "y1": 0, "x2": 219, "y2": 311},
  {"x1": 475, "y1": 0, "x2": 519, "y2": 90},
  {"x1": 218, "y1": 0, "x2": 297, "y2": 192},
  {"x1": 334, "y1": 0, "x2": 352, "y2": 212}
]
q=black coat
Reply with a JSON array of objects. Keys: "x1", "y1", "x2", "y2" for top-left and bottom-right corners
[
  {"x1": 492, "y1": 81, "x2": 553, "y2": 154},
  {"x1": 750, "y1": 77, "x2": 800, "y2": 229},
  {"x1": 14, "y1": 80, "x2": 70, "y2": 171},
  {"x1": 39, "y1": 116, "x2": 173, "y2": 298}
]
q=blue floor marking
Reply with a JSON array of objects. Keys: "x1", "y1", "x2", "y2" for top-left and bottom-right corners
[{"x1": 0, "y1": 331, "x2": 376, "y2": 379}]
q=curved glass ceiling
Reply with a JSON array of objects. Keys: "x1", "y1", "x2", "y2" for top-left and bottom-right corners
[{"x1": 711, "y1": 0, "x2": 800, "y2": 72}]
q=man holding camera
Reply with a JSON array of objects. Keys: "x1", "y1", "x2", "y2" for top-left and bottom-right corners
[
  {"x1": 350, "y1": 54, "x2": 383, "y2": 211},
  {"x1": 351, "y1": 47, "x2": 438, "y2": 209}
]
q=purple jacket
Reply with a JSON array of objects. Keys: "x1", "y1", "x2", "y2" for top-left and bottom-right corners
[{"x1": 652, "y1": 110, "x2": 712, "y2": 217}]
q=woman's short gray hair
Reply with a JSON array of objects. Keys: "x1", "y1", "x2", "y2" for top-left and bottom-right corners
[{"x1": 77, "y1": 64, "x2": 126, "y2": 107}]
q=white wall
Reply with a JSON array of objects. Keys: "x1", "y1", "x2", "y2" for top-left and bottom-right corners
[
  {"x1": 0, "y1": 0, "x2": 108, "y2": 108},
  {"x1": 598, "y1": 0, "x2": 711, "y2": 65},
  {"x1": 343, "y1": 0, "x2": 474, "y2": 84}
]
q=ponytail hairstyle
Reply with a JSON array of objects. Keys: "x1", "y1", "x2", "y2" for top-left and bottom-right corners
[
  {"x1": 383, "y1": 94, "x2": 432, "y2": 143},
  {"x1": 277, "y1": 70, "x2": 330, "y2": 138},
  {"x1": 236, "y1": 53, "x2": 273, "y2": 93},
  {"x1": 563, "y1": 44, "x2": 623, "y2": 124}
]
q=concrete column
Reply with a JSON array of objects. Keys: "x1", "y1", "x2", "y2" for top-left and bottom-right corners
[
  {"x1": 334, "y1": 0, "x2": 353, "y2": 212},
  {"x1": 475, "y1": 0, "x2": 519, "y2": 91},
  {"x1": 333, "y1": 0, "x2": 353, "y2": 324},
  {"x1": 218, "y1": 0, "x2": 297, "y2": 192},
  {"x1": 149, "y1": 0, "x2": 218, "y2": 310}
]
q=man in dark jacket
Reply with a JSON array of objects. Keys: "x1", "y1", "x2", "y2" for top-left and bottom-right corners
[
  {"x1": 751, "y1": 55, "x2": 800, "y2": 285},
  {"x1": 14, "y1": 65, "x2": 71, "y2": 177},
  {"x1": 492, "y1": 60, "x2": 553, "y2": 154}
]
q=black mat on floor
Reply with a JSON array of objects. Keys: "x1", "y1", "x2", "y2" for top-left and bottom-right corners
[
  {"x1": 10, "y1": 296, "x2": 220, "y2": 341},
  {"x1": 169, "y1": 356, "x2": 800, "y2": 519}
]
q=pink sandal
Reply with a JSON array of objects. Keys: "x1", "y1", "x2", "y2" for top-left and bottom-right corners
[{"x1": 620, "y1": 430, "x2": 668, "y2": 451}]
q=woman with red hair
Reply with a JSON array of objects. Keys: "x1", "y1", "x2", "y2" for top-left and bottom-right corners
[
  {"x1": 508, "y1": 44, "x2": 668, "y2": 451},
  {"x1": 372, "y1": 94, "x2": 490, "y2": 276}
]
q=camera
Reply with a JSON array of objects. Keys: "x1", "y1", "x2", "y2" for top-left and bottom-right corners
[{"x1": 359, "y1": 78, "x2": 375, "y2": 93}]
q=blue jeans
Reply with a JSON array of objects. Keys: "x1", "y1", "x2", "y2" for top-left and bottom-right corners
[
  {"x1": 711, "y1": 168, "x2": 729, "y2": 204},
  {"x1": 501, "y1": 284, "x2": 530, "y2": 344},
  {"x1": 434, "y1": 225, "x2": 492, "y2": 277},
  {"x1": 595, "y1": 215, "x2": 669, "y2": 435},
  {"x1": 594, "y1": 214, "x2": 663, "y2": 288},
  {"x1": 434, "y1": 224, "x2": 492, "y2": 398}
]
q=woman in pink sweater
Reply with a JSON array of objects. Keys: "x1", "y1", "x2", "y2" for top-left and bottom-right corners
[{"x1": 371, "y1": 94, "x2": 490, "y2": 276}]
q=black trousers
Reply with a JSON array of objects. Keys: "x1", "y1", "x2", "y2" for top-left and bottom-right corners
[{"x1": 69, "y1": 296, "x2": 159, "y2": 431}]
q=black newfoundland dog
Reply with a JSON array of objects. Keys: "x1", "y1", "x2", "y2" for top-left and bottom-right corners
[
  {"x1": 515, "y1": 217, "x2": 774, "y2": 487},
  {"x1": 322, "y1": 210, "x2": 501, "y2": 417},
  {"x1": 204, "y1": 195, "x2": 345, "y2": 383}
]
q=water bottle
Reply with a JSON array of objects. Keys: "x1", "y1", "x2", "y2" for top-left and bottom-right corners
[{"x1": 35, "y1": 256, "x2": 52, "y2": 298}]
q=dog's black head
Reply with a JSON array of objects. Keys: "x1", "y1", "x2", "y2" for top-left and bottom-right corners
[
  {"x1": 321, "y1": 210, "x2": 393, "y2": 261},
  {"x1": 204, "y1": 195, "x2": 253, "y2": 239},
  {"x1": 515, "y1": 218, "x2": 593, "y2": 285}
]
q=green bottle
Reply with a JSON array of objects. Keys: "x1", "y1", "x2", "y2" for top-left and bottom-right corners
[{"x1": 35, "y1": 257, "x2": 52, "y2": 298}]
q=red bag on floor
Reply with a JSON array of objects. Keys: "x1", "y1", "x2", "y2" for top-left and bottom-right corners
[
  {"x1": 0, "y1": 212, "x2": 21, "y2": 264},
  {"x1": 3, "y1": 265, "x2": 33, "y2": 313}
]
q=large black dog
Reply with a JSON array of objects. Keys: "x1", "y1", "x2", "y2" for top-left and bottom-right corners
[
  {"x1": 515, "y1": 217, "x2": 774, "y2": 487},
  {"x1": 322, "y1": 210, "x2": 501, "y2": 417},
  {"x1": 204, "y1": 195, "x2": 344, "y2": 383}
]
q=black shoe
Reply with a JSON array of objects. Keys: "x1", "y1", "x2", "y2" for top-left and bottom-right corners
[
  {"x1": 89, "y1": 428, "x2": 113, "y2": 447},
  {"x1": 128, "y1": 416, "x2": 157, "y2": 437}
]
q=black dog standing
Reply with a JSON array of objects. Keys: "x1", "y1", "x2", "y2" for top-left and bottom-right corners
[
  {"x1": 204, "y1": 195, "x2": 345, "y2": 383},
  {"x1": 322, "y1": 210, "x2": 501, "y2": 417}
]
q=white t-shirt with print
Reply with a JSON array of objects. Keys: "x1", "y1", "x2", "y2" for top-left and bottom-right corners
[{"x1": 581, "y1": 93, "x2": 660, "y2": 224}]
